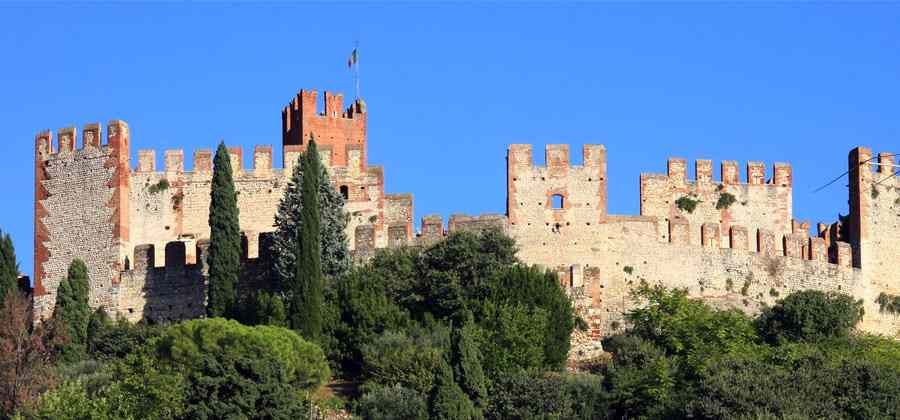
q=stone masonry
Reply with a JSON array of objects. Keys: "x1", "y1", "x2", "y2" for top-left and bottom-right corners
[{"x1": 32, "y1": 88, "x2": 900, "y2": 339}]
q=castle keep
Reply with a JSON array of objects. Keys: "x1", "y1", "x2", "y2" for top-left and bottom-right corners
[{"x1": 33, "y1": 89, "x2": 900, "y2": 337}]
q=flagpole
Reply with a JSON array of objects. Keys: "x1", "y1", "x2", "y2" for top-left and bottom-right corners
[{"x1": 354, "y1": 41, "x2": 360, "y2": 99}]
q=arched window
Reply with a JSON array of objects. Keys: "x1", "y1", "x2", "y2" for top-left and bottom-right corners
[
  {"x1": 551, "y1": 194, "x2": 564, "y2": 209},
  {"x1": 339, "y1": 185, "x2": 349, "y2": 200}
]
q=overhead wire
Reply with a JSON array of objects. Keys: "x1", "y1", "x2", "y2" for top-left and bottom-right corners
[{"x1": 811, "y1": 152, "x2": 897, "y2": 193}]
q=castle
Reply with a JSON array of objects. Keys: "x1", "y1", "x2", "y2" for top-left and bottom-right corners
[{"x1": 32, "y1": 89, "x2": 900, "y2": 337}]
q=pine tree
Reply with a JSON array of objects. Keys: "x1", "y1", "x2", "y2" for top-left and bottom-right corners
[
  {"x1": 451, "y1": 320, "x2": 488, "y2": 411},
  {"x1": 207, "y1": 142, "x2": 241, "y2": 318},
  {"x1": 54, "y1": 259, "x2": 90, "y2": 359},
  {"x1": 271, "y1": 142, "x2": 349, "y2": 286},
  {"x1": 291, "y1": 140, "x2": 324, "y2": 340},
  {"x1": 0, "y1": 230, "x2": 18, "y2": 305}
]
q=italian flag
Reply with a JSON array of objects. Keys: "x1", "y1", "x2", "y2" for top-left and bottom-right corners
[{"x1": 348, "y1": 48, "x2": 358, "y2": 68}]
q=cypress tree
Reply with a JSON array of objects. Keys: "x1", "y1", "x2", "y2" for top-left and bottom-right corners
[
  {"x1": 291, "y1": 140, "x2": 324, "y2": 340},
  {"x1": 451, "y1": 320, "x2": 488, "y2": 411},
  {"x1": 207, "y1": 142, "x2": 241, "y2": 318},
  {"x1": 54, "y1": 259, "x2": 91, "y2": 358},
  {"x1": 271, "y1": 143, "x2": 349, "y2": 286},
  {"x1": 430, "y1": 358, "x2": 479, "y2": 420},
  {"x1": 0, "y1": 230, "x2": 18, "y2": 305}
]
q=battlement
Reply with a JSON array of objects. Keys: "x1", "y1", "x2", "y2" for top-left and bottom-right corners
[
  {"x1": 127, "y1": 231, "x2": 273, "y2": 272},
  {"x1": 665, "y1": 218, "x2": 855, "y2": 269},
  {"x1": 281, "y1": 89, "x2": 367, "y2": 168},
  {"x1": 508, "y1": 144, "x2": 608, "y2": 226},
  {"x1": 508, "y1": 144, "x2": 606, "y2": 170},
  {"x1": 132, "y1": 145, "x2": 278, "y2": 176},
  {"x1": 647, "y1": 158, "x2": 792, "y2": 187},
  {"x1": 35, "y1": 121, "x2": 129, "y2": 160}
]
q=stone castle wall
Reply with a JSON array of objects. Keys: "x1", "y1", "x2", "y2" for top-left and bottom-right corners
[
  {"x1": 31, "y1": 88, "x2": 900, "y2": 339},
  {"x1": 32, "y1": 89, "x2": 413, "y2": 321},
  {"x1": 33, "y1": 122, "x2": 131, "y2": 321},
  {"x1": 639, "y1": 158, "x2": 793, "y2": 248}
]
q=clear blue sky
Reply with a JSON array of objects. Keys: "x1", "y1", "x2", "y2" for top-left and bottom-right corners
[{"x1": 2, "y1": 3, "x2": 899, "y2": 278}]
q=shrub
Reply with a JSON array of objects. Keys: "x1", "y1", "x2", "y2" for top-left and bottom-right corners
[
  {"x1": 675, "y1": 196, "x2": 701, "y2": 213},
  {"x1": 876, "y1": 292, "x2": 900, "y2": 314},
  {"x1": 360, "y1": 330, "x2": 444, "y2": 395},
  {"x1": 756, "y1": 290, "x2": 863, "y2": 343},
  {"x1": 716, "y1": 192, "x2": 737, "y2": 210},
  {"x1": 626, "y1": 285, "x2": 758, "y2": 367},
  {"x1": 147, "y1": 179, "x2": 169, "y2": 194},
  {"x1": 486, "y1": 371, "x2": 607, "y2": 419},
  {"x1": 357, "y1": 384, "x2": 428, "y2": 420}
]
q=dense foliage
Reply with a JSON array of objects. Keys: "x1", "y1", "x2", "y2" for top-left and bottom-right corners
[
  {"x1": 21, "y1": 318, "x2": 328, "y2": 420},
  {"x1": 2, "y1": 205, "x2": 899, "y2": 419},
  {"x1": 207, "y1": 142, "x2": 241, "y2": 318},
  {"x1": 321, "y1": 229, "x2": 576, "y2": 418}
]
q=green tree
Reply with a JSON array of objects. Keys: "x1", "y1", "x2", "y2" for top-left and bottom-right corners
[
  {"x1": 330, "y1": 267, "x2": 411, "y2": 373},
  {"x1": 271, "y1": 141, "x2": 350, "y2": 285},
  {"x1": 207, "y1": 141, "x2": 241, "y2": 318},
  {"x1": 0, "y1": 230, "x2": 18, "y2": 306},
  {"x1": 626, "y1": 285, "x2": 758, "y2": 363},
  {"x1": 604, "y1": 335, "x2": 677, "y2": 419},
  {"x1": 156, "y1": 319, "x2": 327, "y2": 419},
  {"x1": 290, "y1": 140, "x2": 325, "y2": 341},
  {"x1": 476, "y1": 301, "x2": 548, "y2": 377},
  {"x1": 483, "y1": 265, "x2": 575, "y2": 370},
  {"x1": 756, "y1": 290, "x2": 864, "y2": 343},
  {"x1": 418, "y1": 229, "x2": 517, "y2": 305},
  {"x1": 450, "y1": 320, "x2": 487, "y2": 410},
  {"x1": 156, "y1": 318, "x2": 329, "y2": 391},
  {"x1": 357, "y1": 384, "x2": 428, "y2": 420},
  {"x1": 54, "y1": 259, "x2": 91, "y2": 360},
  {"x1": 181, "y1": 351, "x2": 308, "y2": 419},
  {"x1": 429, "y1": 359, "x2": 479, "y2": 420}
]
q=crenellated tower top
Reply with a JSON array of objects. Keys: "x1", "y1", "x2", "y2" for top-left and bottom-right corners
[{"x1": 281, "y1": 89, "x2": 367, "y2": 168}]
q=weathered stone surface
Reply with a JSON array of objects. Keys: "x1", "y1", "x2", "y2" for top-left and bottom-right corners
[{"x1": 30, "y1": 88, "x2": 900, "y2": 341}]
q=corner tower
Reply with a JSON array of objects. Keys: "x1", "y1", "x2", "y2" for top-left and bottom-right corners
[{"x1": 33, "y1": 121, "x2": 131, "y2": 320}]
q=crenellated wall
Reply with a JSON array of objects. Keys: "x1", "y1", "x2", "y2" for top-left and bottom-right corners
[
  {"x1": 30, "y1": 87, "x2": 899, "y2": 340},
  {"x1": 129, "y1": 144, "x2": 287, "y2": 266},
  {"x1": 501, "y1": 143, "x2": 896, "y2": 339},
  {"x1": 32, "y1": 88, "x2": 413, "y2": 321},
  {"x1": 640, "y1": 158, "x2": 793, "y2": 248}
]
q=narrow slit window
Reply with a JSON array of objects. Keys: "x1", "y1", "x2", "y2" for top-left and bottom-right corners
[
  {"x1": 551, "y1": 194, "x2": 564, "y2": 209},
  {"x1": 340, "y1": 185, "x2": 349, "y2": 200}
]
